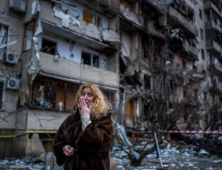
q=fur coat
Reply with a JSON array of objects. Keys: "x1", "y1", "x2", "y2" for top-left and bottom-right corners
[{"x1": 53, "y1": 111, "x2": 113, "y2": 170}]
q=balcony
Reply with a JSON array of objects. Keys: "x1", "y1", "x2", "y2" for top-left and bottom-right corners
[
  {"x1": 39, "y1": 1, "x2": 119, "y2": 54},
  {"x1": 205, "y1": 20, "x2": 222, "y2": 33},
  {"x1": 21, "y1": 52, "x2": 119, "y2": 88},
  {"x1": 146, "y1": 20, "x2": 168, "y2": 40},
  {"x1": 206, "y1": 40, "x2": 222, "y2": 58},
  {"x1": 209, "y1": 64, "x2": 222, "y2": 77},
  {"x1": 181, "y1": 40, "x2": 198, "y2": 60},
  {"x1": 204, "y1": 1, "x2": 222, "y2": 17},
  {"x1": 141, "y1": 0, "x2": 165, "y2": 15},
  {"x1": 169, "y1": 39, "x2": 198, "y2": 61},
  {"x1": 120, "y1": 4, "x2": 144, "y2": 32},
  {"x1": 71, "y1": 0, "x2": 120, "y2": 18},
  {"x1": 167, "y1": 6, "x2": 198, "y2": 37},
  {"x1": 89, "y1": 0, "x2": 120, "y2": 16}
]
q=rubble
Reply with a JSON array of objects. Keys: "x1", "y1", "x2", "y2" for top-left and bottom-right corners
[{"x1": 110, "y1": 138, "x2": 222, "y2": 169}]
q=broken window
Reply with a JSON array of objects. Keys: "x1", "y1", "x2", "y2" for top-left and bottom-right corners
[
  {"x1": 31, "y1": 76, "x2": 80, "y2": 111},
  {"x1": 0, "y1": 81, "x2": 4, "y2": 110},
  {"x1": 199, "y1": 9, "x2": 202, "y2": 20},
  {"x1": 215, "y1": 31, "x2": 222, "y2": 44},
  {"x1": 94, "y1": 16, "x2": 101, "y2": 27},
  {"x1": 93, "y1": 55, "x2": 99, "y2": 68},
  {"x1": 41, "y1": 38, "x2": 57, "y2": 55},
  {"x1": 82, "y1": 52, "x2": 91, "y2": 65},
  {"x1": 0, "y1": 24, "x2": 9, "y2": 59},
  {"x1": 83, "y1": 8, "x2": 93, "y2": 24},
  {"x1": 83, "y1": 8, "x2": 101, "y2": 27},
  {"x1": 144, "y1": 75, "x2": 151, "y2": 90},
  {"x1": 187, "y1": 7, "x2": 195, "y2": 23},
  {"x1": 23, "y1": 20, "x2": 36, "y2": 52},
  {"x1": 82, "y1": 51, "x2": 105, "y2": 69},
  {"x1": 200, "y1": 28, "x2": 204, "y2": 40},
  {"x1": 201, "y1": 49, "x2": 205, "y2": 60}
]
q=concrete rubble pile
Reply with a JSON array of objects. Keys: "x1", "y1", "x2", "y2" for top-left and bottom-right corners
[
  {"x1": 0, "y1": 154, "x2": 60, "y2": 170},
  {"x1": 110, "y1": 138, "x2": 222, "y2": 170}
]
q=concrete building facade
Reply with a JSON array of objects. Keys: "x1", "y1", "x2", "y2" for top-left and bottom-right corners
[{"x1": 0, "y1": 0, "x2": 221, "y2": 158}]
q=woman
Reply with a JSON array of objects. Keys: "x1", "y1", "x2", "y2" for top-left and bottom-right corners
[{"x1": 53, "y1": 83, "x2": 113, "y2": 170}]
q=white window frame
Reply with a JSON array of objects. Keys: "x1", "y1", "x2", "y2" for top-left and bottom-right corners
[
  {"x1": 41, "y1": 36, "x2": 58, "y2": 55},
  {"x1": 81, "y1": 49, "x2": 107, "y2": 70},
  {"x1": 0, "y1": 22, "x2": 10, "y2": 60}
]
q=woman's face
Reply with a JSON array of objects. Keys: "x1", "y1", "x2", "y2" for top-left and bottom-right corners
[{"x1": 81, "y1": 87, "x2": 94, "y2": 108}]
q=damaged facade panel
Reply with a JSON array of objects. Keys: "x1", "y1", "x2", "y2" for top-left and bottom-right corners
[
  {"x1": 120, "y1": 4, "x2": 144, "y2": 27},
  {"x1": 22, "y1": 52, "x2": 119, "y2": 88},
  {"x1": 39, "y1": 1, "x2": 119, "y2": 45},
  {"x1": 168, "y1": 5, "x2": 197, "y2": 37},
  {"x1": 146, "y1": 20, "x2": 167, "y2": 40}
]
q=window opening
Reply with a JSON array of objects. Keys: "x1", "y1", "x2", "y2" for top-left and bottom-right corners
[
  {"x1": 0, "y1": 25, "x2": 9, "y2": 57},
  {"x1": 41, "y1": 38, "x2": 57, "y2": 55},
  {"x1": 82, "y1": 52, "x2": 91, "y2": 65}
]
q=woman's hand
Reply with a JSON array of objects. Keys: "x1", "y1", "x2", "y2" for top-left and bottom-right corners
[
  {"x1": 63, "y1": 145, "x2": 74, "y2": 156},
  {"x1": 78, "y1": 97, "x2": 93, "y2": 116}
]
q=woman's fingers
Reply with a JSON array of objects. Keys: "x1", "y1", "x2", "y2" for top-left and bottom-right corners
[
  {"x1": 89, "y1": 103, "x2": 93, "y2": 112},
  {"x1": 64, "y1": 145, "x2": 74, "y2": 156}
]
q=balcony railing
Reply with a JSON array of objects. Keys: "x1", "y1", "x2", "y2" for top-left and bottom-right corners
[
  {"x1": 205, "y1": 20, "x2": 222, "y2": 33},
  {"x1": 95, "y1": 0, "x2": 120, "y2": 14},
  {"x1": 167, "y1": 6, "x2": 197, "y2": 37},
  {"x1": 209, "y1": 64, "x2": 222, "y2": 77},
  {"x1": 182, "y1": 40, "x2": 198, "y2": 60},
  {"x1": 39, "y1": 1, "x2": 119, "y2": 53},
  {"x1": 204, "y1": 1, "x2": 222, "y2": 17},
  {"x1": 21, "y1": 52, "x2": 120, "y2": 88},
  {"x1": 206, "y1": 40, "x2": 222, "y2": 58},
  {"x1": 146, "y1": 20, "x2": 167, "y2": 40},
  {"x1": 120, "y1": 4, "x2": 144, "y2": 28},
  {"x1": 141, "y1": 0, "x2": 165, "y2": 14}
]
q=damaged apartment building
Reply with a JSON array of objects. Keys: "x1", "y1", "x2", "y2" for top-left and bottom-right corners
[{"x1": 0, "y1": 0, "x2": 222, "y2": 158}]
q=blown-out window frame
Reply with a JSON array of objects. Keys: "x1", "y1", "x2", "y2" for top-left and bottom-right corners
[{"x1": 29, "y1": 75, "x2": 115, "y2": 111}]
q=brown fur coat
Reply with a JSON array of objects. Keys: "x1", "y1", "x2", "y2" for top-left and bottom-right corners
[{"x1": 53, "y1": 111, "x2": 113, "y2": 170}]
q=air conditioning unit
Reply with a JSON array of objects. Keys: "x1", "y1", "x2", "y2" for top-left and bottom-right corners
[
  {"x1": 6, "y1": 78, "x2": 20, "y2": 90},
  {"x1": 9, "y1": 0, "x2": 26, "y2": 13},
  {"x1": 4, "y1": 51, "x2": 19, "y2": 64}
]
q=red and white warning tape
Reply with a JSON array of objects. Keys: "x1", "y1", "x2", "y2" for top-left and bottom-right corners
[{"x1": 160, "y1": 130, "x2": 222, "y2": 134}]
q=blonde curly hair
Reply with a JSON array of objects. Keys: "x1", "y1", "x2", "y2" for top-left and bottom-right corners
[{"x1": 74, "y1": 83, "x2": 112, "y2": 119}]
